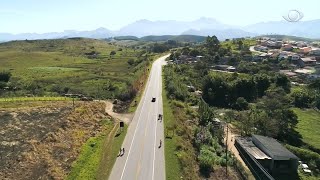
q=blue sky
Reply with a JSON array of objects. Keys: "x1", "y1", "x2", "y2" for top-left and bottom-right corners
[{"x1": 1, "y1": 0, "x2": 319, "y2": 34}]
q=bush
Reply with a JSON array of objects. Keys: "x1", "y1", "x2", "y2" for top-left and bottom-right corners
[
  {"x1": 127, "y1": 59, "x2": 135, "y2": 66},
  {"x1": 0, "y1": 71, "x2": 11, "y2": 82},
  {"x1": 286, "y1": 145, "x2": 320, "y2": 172},
  {"x1": 198, "y1": 146, "x2": 215, "y2": 177},
  {"x1": 110, "y1": 51, "x2": 116, "y2": 56}
]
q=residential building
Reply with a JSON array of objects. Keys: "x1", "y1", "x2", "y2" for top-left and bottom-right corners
[
  {"x1": 299, "y1": 57, "x2": 317, "y2": 67},
  {"x1": 310, "y1": 48, "x2": 320, "y2": 56},
  {"x1": 282, "y1": 44, "x2": 293, "y2": 51},
  {"x1": 299, "y1": 47, "x2": 312, "y2": 54}
]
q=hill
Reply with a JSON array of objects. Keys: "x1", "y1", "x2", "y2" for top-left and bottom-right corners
[
  {"x1": 140, "y1": 35, "x2": 206, "y2": 42},
  {"x1": 257, "y1": 35, "x2": 317, "y2": 42}
]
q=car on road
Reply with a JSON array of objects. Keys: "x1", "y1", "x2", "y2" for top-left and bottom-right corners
[{"x1": 151, "y1": 97, "x2": 156, "y2": 102}]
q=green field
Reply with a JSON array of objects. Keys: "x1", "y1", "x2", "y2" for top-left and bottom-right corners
[
  {"x1": 0, "y1": 38, "x2": 154, "y2": 100},
  {"x1": 293, "y1": 108, "x2": 320, "y2": 149}
]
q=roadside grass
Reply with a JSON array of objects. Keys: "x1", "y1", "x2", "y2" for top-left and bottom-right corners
[
  {"x1": 293, "y1": 108, "x2": 320, "y2": 149},
  {"x1": 97, "y1": 125, "x2": 128, "y2": 179},
  {"x1": 67, "y1": 119, "x2": 128, "y2": 180},
  {"x1": 0, "y1": 96, "x2": 72, "y2": 102},
  {"x1": 67, "y1": 120, "x2": 114, "y2": 180},
  {"x1": 162, "y1": 72, "x2": 182, "y2": 180}
]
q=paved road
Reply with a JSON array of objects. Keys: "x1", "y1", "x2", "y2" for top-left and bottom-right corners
[{"x1": 109, "y1": 54, "x2": 170, "y2": 180}]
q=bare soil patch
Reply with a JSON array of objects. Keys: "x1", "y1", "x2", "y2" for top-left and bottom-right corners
[{"x1": 0, "y1": 101, "x2": 111, "y2": 180}]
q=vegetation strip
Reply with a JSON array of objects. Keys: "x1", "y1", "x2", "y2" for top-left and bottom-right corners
[{"x1": 162, "y1": 71, "x2": 182, "y2": 180}]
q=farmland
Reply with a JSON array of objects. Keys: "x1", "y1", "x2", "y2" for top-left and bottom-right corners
[
  {"x1": 0, "y1": 38, "x2": 155, "y2": 100},
  {"x1": 293, "y1": 108, "x2": 320, "y2": 149},
  {"x1": 0, "y1": 101, "x2": 115, "y2": 179}
]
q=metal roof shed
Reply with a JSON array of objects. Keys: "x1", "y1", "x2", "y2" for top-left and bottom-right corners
[{"x1": 252, "y1": 135, "x2": 299, "y2": 161}]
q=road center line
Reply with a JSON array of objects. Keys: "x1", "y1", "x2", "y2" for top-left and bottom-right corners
[
  {"x1": 120, "y1": 63, "x2": 153, "y2": 180},
  {"x1": 152, "y1": 62, "x2": 160, "y2": 180}
]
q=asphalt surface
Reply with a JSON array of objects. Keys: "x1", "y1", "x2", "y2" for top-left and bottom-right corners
[{"x1": 109, "y1": 54, "x2": 170, "y2": 180}]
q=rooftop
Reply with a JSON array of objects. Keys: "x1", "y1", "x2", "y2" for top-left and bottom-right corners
[
  {"x1": 252, "y1": 135, "x2": 299, "y2": 160},
  {"x1": 236, "y1": 137, "x2": 271, "y2": 160}
]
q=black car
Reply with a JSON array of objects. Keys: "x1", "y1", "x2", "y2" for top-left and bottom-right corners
[{"x1": 151, "y1": 97, "x2": 156, "y2": 102}]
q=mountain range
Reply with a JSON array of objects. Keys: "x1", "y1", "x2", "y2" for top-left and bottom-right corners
[{"x1": 1, "y1": 17, "x2": 320, "y2": 41}]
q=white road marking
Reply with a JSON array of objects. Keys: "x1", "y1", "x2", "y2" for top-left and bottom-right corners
[
  {"x1": 152, "y1": 63, "x2": 160, "y2": 180},
  {"x1": 120, "y1": 65, "x2": 153, "y2": 180}
]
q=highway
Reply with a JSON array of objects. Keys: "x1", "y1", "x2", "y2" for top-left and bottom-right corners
[{"x1": 109, "y1": 54, "x2": 170, "y2": 180}]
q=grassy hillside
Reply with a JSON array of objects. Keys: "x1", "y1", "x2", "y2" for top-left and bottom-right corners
[
  {"x1": 0, "y1": 38, "x2": 154, "y2": 100},
  {"x1": 293, "y1": 108, "x2": 320, "y2": 149},
  {"x1": 258, "y1": 35, "x2": 317, "y2": 42},
  {"x1": 140, "y1": 35, "x2": 206, "y2": 43}
]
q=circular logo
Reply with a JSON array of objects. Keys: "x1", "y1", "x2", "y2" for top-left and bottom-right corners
[{"x1": 283, "y1": 10, "x2": 304, "y2": 22}]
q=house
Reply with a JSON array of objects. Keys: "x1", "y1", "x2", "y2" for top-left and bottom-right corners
[
  {"x1": 196, "y1": 55, "x2": 203, "y2": 60},
  {"x1": 214, "y1": 65, "x2": 230, "y2": 71},
  {"x1": 299, "y1": 57, "x2": 317, "y2": 67},
  {"x1": 278, "y1": 51, "x2": 291, "y2": 60},
  {"x1": 254, "y1": 45, "x2": 268, "y2": 52},
  {"x1": 235, "y1": 135, "x2": 299, "y2": 178},
  {"x1": 291, "y1": 54, "x2": 301, "y2": 61},
  {"x1": 177, "y1": 55, "x2": 196, "y2": 64},
  {"x1": 310, "y1": 48, "x2": 320, "y2": 56},
  {"x1": 297, "y1": 42, "x2": 307, "y2": 48},
  {"x1": 259, "y1": 53, "x2": 269, "y2": 60},
  {"x1": 226, "y1": 66, "x2": 236, "y2": 72},
  {"x1": 282, "y1": 44, "x2": 293, "y2": 51},
  {"x1": 280, "y1": 70, "x2": 298, "y2": 77},
  {"x1": 299, "y1": 47, "x2": 312, "y2": 54}
]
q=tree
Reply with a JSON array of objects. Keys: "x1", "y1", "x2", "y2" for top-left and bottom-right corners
[
  {"x1": 110, "y1": 51, "x2": 116, "y2": 56},
  {"x1": 291, "y1": 88, "x2": 313, "y2": 108},
  {"x1": 0, "y1": 71, "x2": 11, "y2": 82},
  {"x1": 274, "y1": 73, "x2": 291, "y2": 93},
  {"x1": 235, "y1": 97, "x2": 249, "y2": 110},
  {"x1": 202, "y1": 74, "x2": 230, "y2": 107},
  {"x1": 127, "y1": 59, "x2": 135, "y2": 66},
  {"x1": 205, "y1": 36, "x2": 220, "y2": 55},
  {"x1": 189, "y1": 49, "x2": 200, "y2": 57},
  {"x1": 238, "y1": 40, "x2": 244, "y2": 50},
  {"x1": 255, "y1": 87, "x2": 299, "y2": 141},
  {"x1": 198, "y1": 98, "x2": 214, "y2": 126},
  {"x1": 254, "y1": 74, "x2": 270, "y2": 97}
]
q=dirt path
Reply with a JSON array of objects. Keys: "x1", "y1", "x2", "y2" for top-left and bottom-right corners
[
  {"x1": 224, "y1": 124, "x2": 250, "y2": 171},
  {"x1": 102, "y1": 100, "x2": 133, "y2": 124}
]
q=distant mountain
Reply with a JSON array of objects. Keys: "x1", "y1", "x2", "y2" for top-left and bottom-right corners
[
  {"x1": 112, "y1": 35, "x2": 207, "y2": 43},
  {"x1": 182, "y1": 29, "x2": 256, "y2": 40},
  {"x1": 140, "y1": 35, "x2": 207, "y2": 42},
  {"x1": 0, "y1": 28, "x2": 114, "y2": 41},
  {"x1": 244, "y1": 19, "x2": 320, "y2": 39},
  {"x1": 1, "y1": 18, "x2": 320, "y2": 41},
  {"x1": 117, "y1": 17, "x2": 234, "y2": 37}
]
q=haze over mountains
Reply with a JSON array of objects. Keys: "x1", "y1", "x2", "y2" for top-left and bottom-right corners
[{"x1": 1, "y1": 17, "x2": 319, "y2": 41}]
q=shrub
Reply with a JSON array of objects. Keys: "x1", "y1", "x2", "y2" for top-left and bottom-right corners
[
  {"x1": 110, "y1": 51, "x2": 116, "y2": 56},
  {"x1": 286, "y1": 145, "x2": 320, "y2": 172},
  {"x1": 127, "y1": 59, "x2": 135, "y2": 66},
  {"x1": 0, "y1": 71, "x2": 12, "y2": 82}
]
